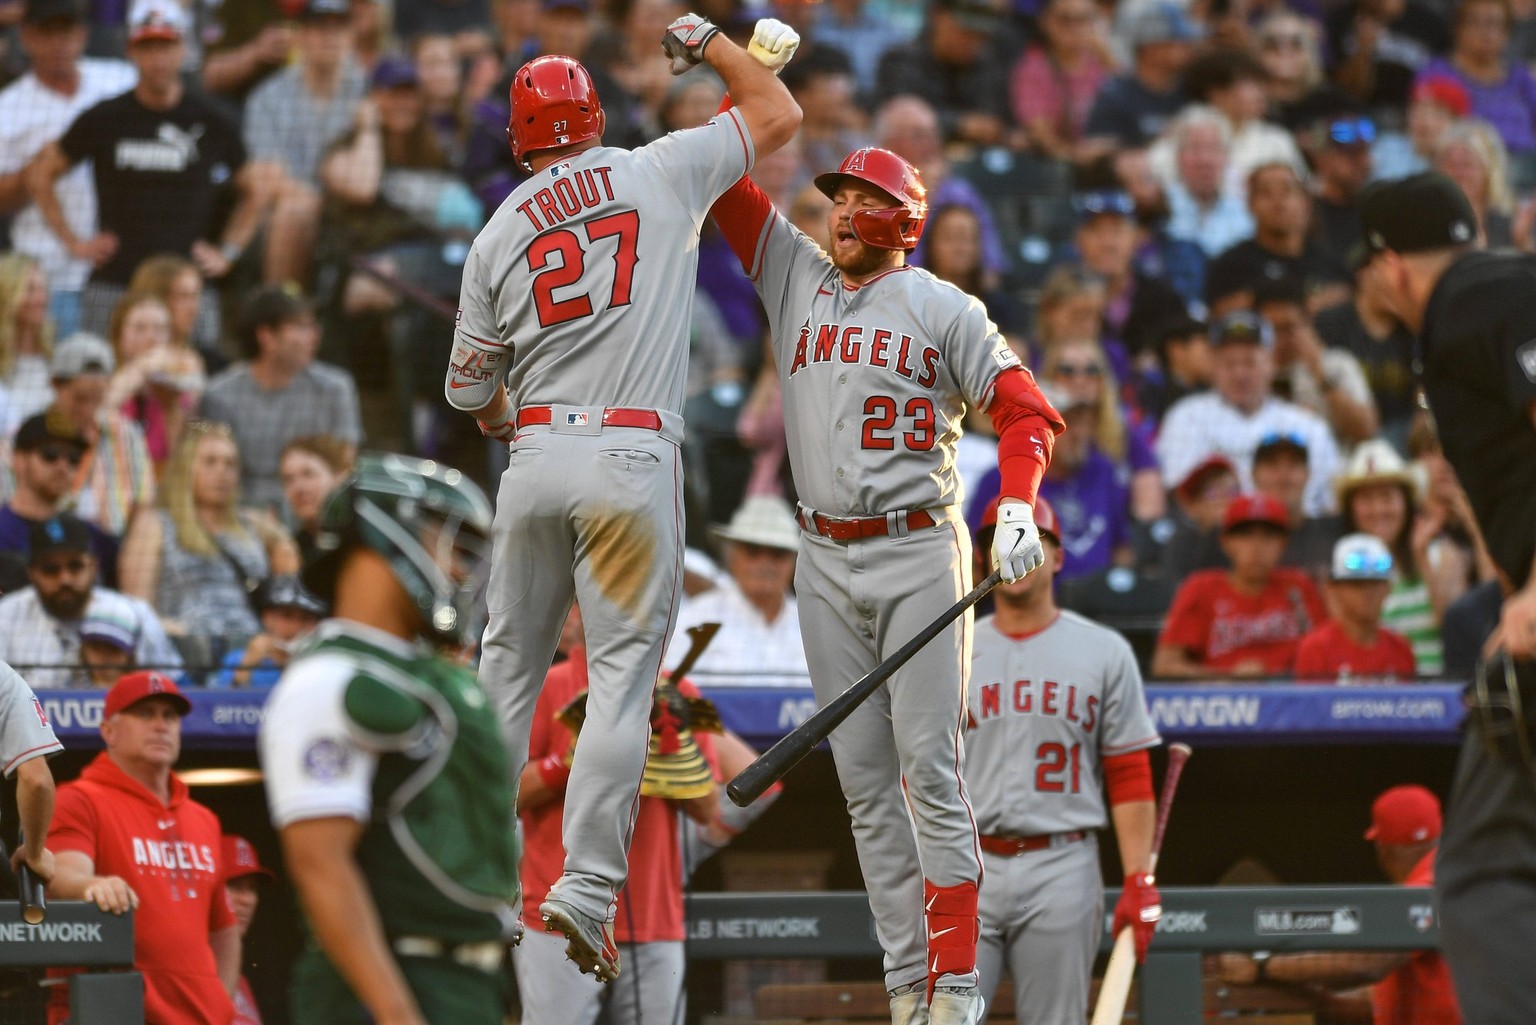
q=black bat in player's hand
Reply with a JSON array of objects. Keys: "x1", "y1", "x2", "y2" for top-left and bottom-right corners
[
  {"x1": 727, "y1": 569, "x2": 1002, "y2": 807},
  {"x1": 4, "y1": 834, "x2": 46, "y2": 924}
]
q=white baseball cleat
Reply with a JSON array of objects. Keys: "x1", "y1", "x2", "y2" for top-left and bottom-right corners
[
  {"x1": 540, "y1": 897, "x2": 620, "y2": 983},
  {"x1": 928, "y1": 986, "x2": 984, "y2": 1025},
  {"x1": 889, "y1": 981, "x2": 929, "y2": 1025}
]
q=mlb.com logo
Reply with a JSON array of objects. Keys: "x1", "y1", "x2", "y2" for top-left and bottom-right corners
[{"x1": 566, "y1": 412, "x2": 589, "y2": 427}]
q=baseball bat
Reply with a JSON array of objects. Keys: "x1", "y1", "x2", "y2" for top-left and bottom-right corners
[
  {"x1": 669, "y1": 622, "x2": 722, "y2": 683},
  {"x1": 727, "y1": 569, "x2": 1002, "y2": 807},
  {"x1": 4, "y1": 833, "x2": 46, "y2": 924},
  {"x1": 1090, "y1": 743, "x2": 1192, "y2": 1025}
]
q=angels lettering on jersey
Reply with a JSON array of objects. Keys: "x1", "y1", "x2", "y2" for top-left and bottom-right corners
[
  {"x1": 128, "y1": 831, "x2": 217, "y2": 902},
  {"x1": 788, "y1": 315, "x2": 941, "y2": 387}
]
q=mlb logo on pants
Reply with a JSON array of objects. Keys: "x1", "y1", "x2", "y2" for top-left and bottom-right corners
[{"x1": 566, "y1": 412, "x2": 590, "y2": 426}]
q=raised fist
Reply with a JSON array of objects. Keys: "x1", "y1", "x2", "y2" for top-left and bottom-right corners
[
  {"x1": 747, "y1": 18, "x2": 799, "y2": 74},
  {"x1": 661, "y1": 13, "x2": 720, "y2": 75}
]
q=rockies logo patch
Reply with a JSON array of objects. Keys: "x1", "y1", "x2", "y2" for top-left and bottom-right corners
[{"x1": 303, "y1": 738, "x2": 352, "y2": 780}]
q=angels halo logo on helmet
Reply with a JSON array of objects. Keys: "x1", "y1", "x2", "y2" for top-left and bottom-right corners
[
  {"x1": 813, "y1": 146, "x2": 928, "y2": 251},
  {"x1": 304, "y1": 453, "x2": 495, "y2": 646},
  {"x1": 507, "y1": 54, "x2": 607, "y2": 171}
]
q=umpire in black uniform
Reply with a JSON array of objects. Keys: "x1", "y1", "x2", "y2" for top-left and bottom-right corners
[{"x1": 1361, "y1": 170, "x2": 1536, "y2": 1025}]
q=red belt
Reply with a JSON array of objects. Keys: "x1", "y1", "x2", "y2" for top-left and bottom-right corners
[
  {"x1": 796, "y1": 508, "x2": 936, "y2": 542},
  {"x1": 516, "y1": 406, "x2": 663, "y2": 431},
  {"x1": 979, "y1": 831, "x2": 1087, "y2": 856}
]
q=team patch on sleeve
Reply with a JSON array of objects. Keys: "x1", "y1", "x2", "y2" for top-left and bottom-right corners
[
  {"x1": 992, "y1": 347, "x2": 1022, "y2": 371},
  {"x1": 303, "y1": 737, "x2": 352, "y2": 780}
]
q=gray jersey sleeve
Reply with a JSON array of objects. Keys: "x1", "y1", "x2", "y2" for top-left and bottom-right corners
[
  {"x1": 445, "y1": 243, "x2": 514, "y2": 412},
  {"x1": 940, "y1": 294, "x2": 1022, "y2": 413},
  {"x1": 633, "y1": 107, "x2": 755, "y2": 228},
  {"x1": 0, "y1": 662, "x2": 62, "y2": 777},
  {"x1": 1097, "y1": 632, "x2": 1161, "y2": 757}
]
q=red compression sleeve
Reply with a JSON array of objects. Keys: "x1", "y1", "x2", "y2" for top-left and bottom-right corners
[
  {"x1": 987, "y1": 368, "x2": 1066, "y2": 505},
  {"x1": 1104, "y1": 749, "x2": 1154, "y2": 806},
  {"x1": 708, "y1": 94, "x2": 776, "y2": 276}
]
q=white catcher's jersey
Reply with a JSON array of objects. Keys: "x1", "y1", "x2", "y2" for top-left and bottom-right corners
[
  {"x1": 965, "y1": 611, "x2": 1160, "y2": 835},
  {"x1": 739, "y1": 213, "x2": 1022, "y2": 514},
  {"x1": 450, "y1": 108, "x2": 755, "y2": 414}
]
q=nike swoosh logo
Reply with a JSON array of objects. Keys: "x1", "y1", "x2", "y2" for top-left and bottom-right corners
[
  {"x1": 1012, "y1": 527, "x2": 1028, "y2": 550},
  {"x1": 449, "y1": 379, "x2": 483, "y2": 389},
  {"x1": 928, "y1": 926, "x2": 957, "y2": 941}
]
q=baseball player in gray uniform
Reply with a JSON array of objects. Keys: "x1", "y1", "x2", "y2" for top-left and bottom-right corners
[
  {"x1": 1, "y1": 661, "x2": 62, "y2": 886},
  {"x1": 443, "y1": 18, "x2": 801, "y2": 984},
  {"x1": 709, "y1": 110, "x2": 1064, "y2": 1024},
  {"x1": 967, "y1": 497, "x2": 1162, "y2": 1024}
]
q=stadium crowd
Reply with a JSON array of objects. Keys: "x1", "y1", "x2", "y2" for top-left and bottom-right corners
[{"x1": 0, "y1": 0, "x2": 1511, "y2": 688}]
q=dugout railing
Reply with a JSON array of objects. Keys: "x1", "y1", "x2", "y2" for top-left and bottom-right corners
[{"x1": 682, "y1": 885, "x2": 1441, "y2": 1024}]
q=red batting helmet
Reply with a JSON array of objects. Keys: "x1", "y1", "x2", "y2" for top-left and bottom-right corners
[
  {"x1": 507, "y1": 55, "x2": 605, "y2": 170},
  {"x1": 813, "y1": 147, "x2": 928, "y2": 251}
]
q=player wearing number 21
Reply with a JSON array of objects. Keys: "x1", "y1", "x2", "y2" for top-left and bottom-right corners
[
  {"x1": 709, "y1": 61, "x2": 1064, "y2": 1023},
  {"x1": 443, "y1": 16, "x2": 800, "y2": 983},
  {"x1": 966, "y1": 497, "x2": 1162, "y2": 1025}
]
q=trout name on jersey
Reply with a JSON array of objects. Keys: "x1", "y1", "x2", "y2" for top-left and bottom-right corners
[
  {"x1": 513, "y1": 165, "x2": 617, "y2": 232},
  {"x1": 975, "y1": 678, "x2": 1097, "y2": 734},
  {"x1": 787, "y1": 319, "x2": 941, "y2": 387},
  {"x1": 131, "y1": 836, "x2": 218, "y2": 874}
]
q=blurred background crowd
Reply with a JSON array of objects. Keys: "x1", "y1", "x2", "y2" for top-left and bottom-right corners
[{"x1": 0, "y1": 0, "x2": 1518, "y2": 686}]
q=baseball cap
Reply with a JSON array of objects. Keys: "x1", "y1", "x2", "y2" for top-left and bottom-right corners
[
  {"x1": 50, "y1": 332, "x2": 116, "y2": 379},
  {"x1": 222, "y1": 835, "x2": 276, "y2": 883},
  {"x1": 1361, "y1": 171, "x2": 1478, "y2": 255},
  {"x1": 1331, "y1": 532, "x2": 1395, "y2": 582},
  {"x1": 104, "y1": 670, "x2": 191, "y2": 718},
  {"x1": 1126, "y1": 1, "x2": 1206, "y2": 47},
  {"x1": 710, "y1": 495, "x2": 800, "y2": 552},
  {"x1": 258, "y1": 574, "x2": 329, "y2": 616},
  {"x1": 1221, "y1": 492, "x2": 1290, "y2": 533},
  {"x1": 1253, "y1": 430, "x2": 1308, "y2": 463},
  {"x1": 1175, "y1": 454, "x2": 1237, "y2": 501},
  {"x1": 127, "y1": 0, "x2": 185, "y2": 42},
  {"x1": 1073, "y1": 190, "x2": 1137, "y2": 222},
  {"x1": 1335, "y1": 438, "x2": 1419, "y2": 505},
  {"x1": 1212, "y1": 310, "x2": 1274, "y2": 349},
  {"x1": 301, "y1": 0, "x2": 349, "y2": 17},
  {"x1": 1364, "y1": 784, "x2": 1441, "y2": 845},
  {"x1": 23, "y1": 0, "x2": 85, "y2": 24},
  {"x1": 933, "y1": 0, "x2": 1005, "y2": 32},
  {"x1": 28, "y1": 515, "x2": 93, "y2": 564},
  {"x1": 1412, "y1": 74, "x2": 1473, "y2": 118},
  {"x1": 14, "y1": 409, "x2": 89, "y2": 454},
  {"x1": 80, "y1": 592, "x2": 142, "y2": 653},
  {"x1": 370, "y1": 55, "x2": 419, "y2": 90}
]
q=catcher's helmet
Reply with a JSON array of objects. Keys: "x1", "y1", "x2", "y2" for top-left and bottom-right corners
[
  {"x1": 814, "y1": 147, "x2": 928, "y2": 251},
  {"x1": 507, "y1": 55, "x2": 606, "y2": 171},
  {"x1": 304, "y1": 453, "x2": 494, "y2": 646}
]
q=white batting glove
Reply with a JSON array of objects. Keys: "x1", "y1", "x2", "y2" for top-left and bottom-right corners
[
  {"x1": 661, "y1": 13, "x2": 721, "y2": 75},
  {"x1": 993, "y1": 502, "x2": 1045, "y2": 583},
  {"x1": 747, "y1": 18, "x2": 799, "y2": 74},
  {"x1": 478, "y1": 406, "x2": 516, "y2": 443}
]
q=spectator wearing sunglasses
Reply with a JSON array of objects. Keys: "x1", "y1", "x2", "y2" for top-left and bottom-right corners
[
  {"x1": 0, "y1": 410, "x2": 118, "y2": 591},
  {"x1": 1204, "y1": 162, "x2": 1351, "y2": 317},
  {"x1": 0, "y1": 514, "x2": 180, "y2": 688},
  {"x1": 1256, "y1": 12, "x2": 1340, "y2": 132},
  {"x1": 1326, "y1": 0, "x2": 1451, "y2": 114},
  {"x1": 1304, "y1": 111, "x2": 1377, "y2": 273},
  {"x1": 1254, "y1": 275, "x2": 1379, "y2": 446},
  {"x1": 1295, "y1": 533, "x2": 1418, "y2": 680},
  {"x1": 1418, "y1": 0, "x2": 1536, "y2": 173}
]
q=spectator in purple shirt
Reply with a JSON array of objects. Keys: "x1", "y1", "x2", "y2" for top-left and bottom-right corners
[{"x1": 1418, "y1": 0, "x2": 1536, "y2": 166}]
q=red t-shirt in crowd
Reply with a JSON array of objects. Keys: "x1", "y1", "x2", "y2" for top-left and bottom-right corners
[
  {"x1": 1373, "y1": 852, "x2": 1462, "y2": 1025},
  {"x1": 521, "y1": 646, "x2": 717, "y2": 943},
  {"x1": 47, "y1": 752, "x2": 237, "y2": 1025},
  {"x1": 1159, "y1": 568, "x2": 1327, "y2": 674},
  {"x1": 1294, "y1": 621, "x2": 1418, "y2": 682}
]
